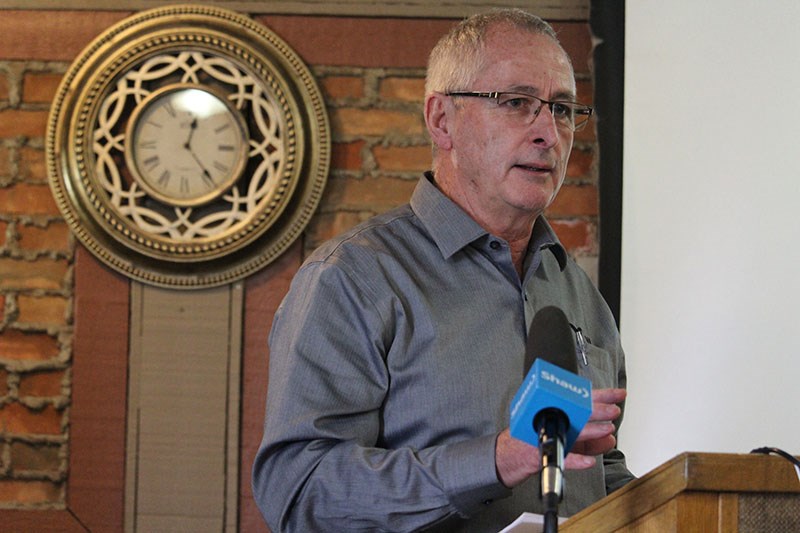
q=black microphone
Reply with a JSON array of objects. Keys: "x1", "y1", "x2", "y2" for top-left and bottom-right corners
[{"x1": 510, "y1": 306, "x2": 592, "y2": 532}]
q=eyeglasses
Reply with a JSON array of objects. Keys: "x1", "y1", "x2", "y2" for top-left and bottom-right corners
[{"x1": 446, "y1": 91, "x2": 593, "y2": 131}]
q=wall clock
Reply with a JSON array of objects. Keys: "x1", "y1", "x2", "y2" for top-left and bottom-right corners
[{"x1": 46, "y1": 4, "x2": 330, "y2": 288}]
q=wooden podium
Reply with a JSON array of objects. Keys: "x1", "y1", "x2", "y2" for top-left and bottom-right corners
[{"x1": 561, "y1": 452, "x2": 800, "y2": 532}]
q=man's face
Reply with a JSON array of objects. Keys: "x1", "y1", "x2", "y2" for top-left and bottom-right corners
[{"x1": 445, "y1": 28, "x2": 577, "y2": 225}]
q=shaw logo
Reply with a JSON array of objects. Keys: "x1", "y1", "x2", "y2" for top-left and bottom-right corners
[{"x1": 541, "y1": 370, "x2": 590, "y2": 399}]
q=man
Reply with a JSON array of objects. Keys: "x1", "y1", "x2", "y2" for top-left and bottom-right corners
[{"x1": 253, "y1": 9, "x2": 635, "y2": 532}]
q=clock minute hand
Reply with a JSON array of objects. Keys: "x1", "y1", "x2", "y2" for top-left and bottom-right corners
[{"x1": 183, "y1": 115, "x2": 215, "y2": 187}]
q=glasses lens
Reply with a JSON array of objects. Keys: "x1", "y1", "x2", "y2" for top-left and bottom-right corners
[
  {"x1": 572, "y1": 108, "x2": 592, "y2": 131},
  {"x1": 496, "y1": 93, "x2": 591, "y2": 131}
]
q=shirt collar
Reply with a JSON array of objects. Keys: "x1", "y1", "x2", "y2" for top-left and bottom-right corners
[{"x1": 410, "y1": 172, "x2": 568, "y2": 271}]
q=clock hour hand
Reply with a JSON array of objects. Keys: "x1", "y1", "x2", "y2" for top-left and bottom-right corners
[{"x1": 183, "y1": 115, "x2": 197, "y2": 150}]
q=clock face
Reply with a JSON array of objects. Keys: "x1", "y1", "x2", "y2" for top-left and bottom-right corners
[{"x1": 126, "y1": 85, "x2": 248, "y2": 207}]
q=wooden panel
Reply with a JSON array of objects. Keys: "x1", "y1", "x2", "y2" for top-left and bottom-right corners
[
  {"x1": 674, "y1": 493, "x2": 720, "y2": 533},
  {"x1": 126, "y1": 283, "x2": 242, "y2": 532},
  {"x1": 718, "y1": 493, "x2": 739, "y2": 533},
  {"x1": 240, "y1": 240, "x2": 303, "y2": 533},
  {"x1": 561, "y1": 453, "x2": 800, "y2": 533},
  {"x1": 0, "y1": 0, "x2": 590, "y2": 19}
]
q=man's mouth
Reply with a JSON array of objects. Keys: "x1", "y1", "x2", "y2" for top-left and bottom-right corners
[{"x1": 516, "y1": 164, "x2": 552, "y2": 173}]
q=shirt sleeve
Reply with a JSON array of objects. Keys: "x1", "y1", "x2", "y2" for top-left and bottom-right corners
[{"x1": 251, "y1": 260, "x2": 510, "y2": 532}]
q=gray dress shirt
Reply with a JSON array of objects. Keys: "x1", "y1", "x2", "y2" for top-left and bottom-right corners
[{"x1": 253, "y1": 173, "x2": 634, "y2": 532}]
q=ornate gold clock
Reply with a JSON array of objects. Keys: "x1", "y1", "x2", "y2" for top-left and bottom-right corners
[{"x1": 47, "y1": 4, "x2": 330, "y2": 288}]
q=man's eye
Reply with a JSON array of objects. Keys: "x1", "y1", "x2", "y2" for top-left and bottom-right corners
[
  {"x1": 500, "y1": 96, "x2": 532, "y2": 110},
  {"x1": 551, "y1": 103, "x2": 573, "y2": 118}
]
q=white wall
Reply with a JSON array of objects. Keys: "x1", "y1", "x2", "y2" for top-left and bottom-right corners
[{"x1": 621, "y1": 0, "x2": 800, "y2": 476}]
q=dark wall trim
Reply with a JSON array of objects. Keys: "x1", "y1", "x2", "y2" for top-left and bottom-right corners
[
  {"x1": 0, "y1": 0, "x2": 589, "y2": 19},
  {"x1": 591, "y1": 0, "x2": 624, "y2": 326}
]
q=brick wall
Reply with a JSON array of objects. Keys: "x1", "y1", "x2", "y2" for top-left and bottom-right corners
[
  {"x1": 0, "y1": 57, "x2": 73, "y2": 507},
  {"x1": 0, "y1": 8, "x2": 597, "y2": 514}
]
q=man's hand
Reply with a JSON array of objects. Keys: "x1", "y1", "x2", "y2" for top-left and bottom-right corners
[{"x1": 495, "y1": 388, "x2": 626, "y2": 488}]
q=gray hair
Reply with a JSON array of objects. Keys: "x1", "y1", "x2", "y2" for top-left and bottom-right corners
[{"x1": 425, "y1": 9, "x2": 563, "y2": 96}]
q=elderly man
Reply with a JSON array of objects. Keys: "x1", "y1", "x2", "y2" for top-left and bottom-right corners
[{"x1": 253, "y1": 8, "x2": 635, "y2": 532}]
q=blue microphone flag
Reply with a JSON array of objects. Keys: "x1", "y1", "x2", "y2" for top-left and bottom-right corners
[{"x1": 510, "y1": 357, "x2": 592, "y2": 451}]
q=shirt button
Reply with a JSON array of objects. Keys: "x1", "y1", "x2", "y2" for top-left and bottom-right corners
[{"x1": 489, "y1": 240, "x2": 501, "y2": 250}]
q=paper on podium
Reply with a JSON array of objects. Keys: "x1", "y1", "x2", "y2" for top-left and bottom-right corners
[{"x1": 498, "y1": 512, "x2": 565, "y2": 532}]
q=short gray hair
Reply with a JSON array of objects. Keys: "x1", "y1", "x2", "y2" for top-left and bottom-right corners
[{"x1": 425, "y1": 9, "x2": 563, "y2": 96}]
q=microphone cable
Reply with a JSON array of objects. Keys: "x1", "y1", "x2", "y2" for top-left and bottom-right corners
[{"x1": 750, "y1": 446, "x2": 800, "y2": 483}]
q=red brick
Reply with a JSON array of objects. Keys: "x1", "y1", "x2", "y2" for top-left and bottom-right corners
[
  {"x1": 551, "y1": 22, "x2": 592, "y2": 75},
  {"x1": 257, "y1": 16, "x2": 453, "y2": 68},
  {"x1": 547, "y1": 184, "x2": 598, "y2": 217},
  {"x1": 320, "y1": 76, "x2": 364, "y2": 100},
  {"x1": 22, "y1": 72, "x2": 63, "y2": 104},
  {"x1": 331, "y1": 108, "x2": 424, "y2": 137},
  {"x1": 0, "y1": 220, "x2": 7, "y2": 247},
  {"x1": 379, "y1": 77, "x2": 425, "y2": 102},
  {"x1": 0, "y1": 70, "x2": 9, "y2": 101},
  {"x1": 18, "y1": 146, "x2": 47, "y2": 183},
  {"x1": 0, "y1": 183, "x2": 60, "y2": 216},
  {"x1": 566, "y1": 147, "x2": 594, "y2": 180},
  {"x1": 0, "y1": 480, "x2": 61, "y2": 505},
  {"x1": 0, "y1": 11, "x2": 129, "y2": 61},
  {"x1": 372, "y1": 145, "x2": 430, "y2": 173},
  {"x1": 574, "y1": 119, "x2": 597, "y2": 144},
  {"x1": 0, "y1": 258, "x2": 69, "y2": 290},
  {"x1": 0, "y1": 402, "x2": 63, "y2": 435},
  {"x1": 18, "y1": 370, "x2": 66, "y2": 398},
  {"x1": 331, "y1": 140, "x2": 366, "y2": 172},
  {"x1": 16, "y1": 294, "x2": 68, "y2": 326},
  {"x1": 17, "y1": 222, "x2": 71, "y2": 254},
  {"x1": 0, "y1": 368, "x2": 8, "y2": 397},
  {"x1": 549, "y1": 219, "x2": 595, "y2": 252},
  {"x1": 323, "y1": 175, "x2": 416, "y2": 212},
  {"x1": 0, "y1": 145, "x2": 10, "y2": 178},
  {"x1": 10, "y1": 441, "x2": 62, "y2": 472},
  {"x1": 576, "y1": 79, "x2": 593, "y2": 106},
  {"x1": 0, "y1": 330, "x2": 60, "y2": 362},
  {"x1": 0, "y1": 110, "x2": 49, "y2": 138}
]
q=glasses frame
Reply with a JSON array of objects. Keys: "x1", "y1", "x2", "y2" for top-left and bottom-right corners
[{"x1": 446, "y1": 91, "x2": 593, "y2": 131}]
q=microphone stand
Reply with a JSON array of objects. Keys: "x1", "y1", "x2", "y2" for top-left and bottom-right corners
[{"x1": 537, "y1": 409, "x2": 566, "y2": 533}]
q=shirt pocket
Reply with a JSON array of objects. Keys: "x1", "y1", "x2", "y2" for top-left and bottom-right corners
[{"x1": 577, "y1": 341, "x2": 617, "y2": 390}]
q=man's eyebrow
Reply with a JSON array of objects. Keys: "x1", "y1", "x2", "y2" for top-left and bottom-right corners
[{"x1": 506, "y1": 85, "x2": 578, "y2": 102}]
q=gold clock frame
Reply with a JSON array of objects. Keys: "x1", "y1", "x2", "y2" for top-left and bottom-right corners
[{"x1": 46, "y1": 4, "x2": 330, "y2": 289}]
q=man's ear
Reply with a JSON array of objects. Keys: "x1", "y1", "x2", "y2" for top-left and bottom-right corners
[{"x1": 424, "y1": 93, "x2": 453, "y2": 151}]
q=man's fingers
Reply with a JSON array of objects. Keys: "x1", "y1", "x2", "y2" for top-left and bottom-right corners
[
  {"x1": 576, "y1": 421, "x2": 615, "y2": 442},
  {"x1": 588, "y1": 388, "x2": 625, "y2": 422},
  {"x1": 564, "y1": 453, "x2": 597, "y2": 470},
  {"x1": 592, "y1": 388, "x2": 626, "y2": 404},
  {"x1": 572, "y1": 434, "x2": 617, "y2": 457}
]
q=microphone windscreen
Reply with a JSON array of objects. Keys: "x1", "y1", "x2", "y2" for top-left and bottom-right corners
[{"x1": 526, "y1": 306, "x2": 577, "y2": 373}]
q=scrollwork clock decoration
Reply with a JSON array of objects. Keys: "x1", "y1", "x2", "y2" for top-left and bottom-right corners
[{"x1": 47, "y1": 4, "x2": 330, "y2": 288}]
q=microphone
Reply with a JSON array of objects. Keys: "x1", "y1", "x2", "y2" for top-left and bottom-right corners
[{"x1": 509, "y1": 306, "x2": 592, "y2": 528}]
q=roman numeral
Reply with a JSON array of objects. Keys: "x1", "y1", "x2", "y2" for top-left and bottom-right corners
[
  {"x1": 163, "y1": 101, "x2": 176, "y2": 118},
  {"x1": 158, "y1": 169, "x2": 171, "y2": 187}
]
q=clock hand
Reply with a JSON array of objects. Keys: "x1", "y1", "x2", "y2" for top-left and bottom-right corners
[
  {"x1": 184, "y1": 115, "x2": 197, "y2": 150},
  {"x1": 181, "y1": 115, "x2": 215, "y2": 187},
  {"x1": 186, "y1": 143, "x2": 216, "y2": 187}
]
